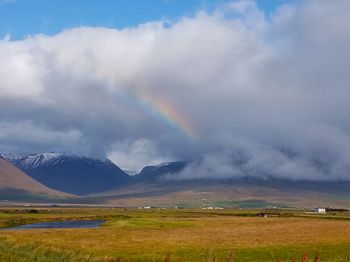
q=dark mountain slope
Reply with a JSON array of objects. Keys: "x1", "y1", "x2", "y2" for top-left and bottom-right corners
[
  {"x1": 134, "y1": 161, "x2": 187, "y2": 182},
  {"x1": 2, "y1": 153, "x2": 131, "y2": 195},
  {"x1": 0, "y1": 156, "x2": 69, "y2": 199}
]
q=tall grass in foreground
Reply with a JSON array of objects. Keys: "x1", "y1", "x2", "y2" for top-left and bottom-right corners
[
  {"x1": 276, "y1": 252, "x2": 320, "y2": 262},
  {"x1": 104, "y1": 252, "x2": 321, "y2": 262},
  {"x1": 0, "y1": 238, "x2": 348, "y2": 262},
  {"x1": 0, "y1": 239, "x2": 326, "y2": 262},
  {"x1": 0, "y1": 236, "x2": 92, "y2": 262}
]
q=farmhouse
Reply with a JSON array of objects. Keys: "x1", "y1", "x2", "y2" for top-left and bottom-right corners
[
  {"x1": 202, "y1": 206, "x2": 214, "y2": 210},
  {"x1": 315, "y1": 208, "x2": 326, "y2": 213}
]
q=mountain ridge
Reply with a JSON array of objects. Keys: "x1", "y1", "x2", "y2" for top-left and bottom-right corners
[
  {"x1": 2, "y1": 153, "x2": 350, "y2": 208},
  {"x1": 1, "y1": 153, "x2": 131, "y2": 195},
  {"x1": 0, "y1": 157, "x2": 70, "y2": 198},
  {"x1": 134, "y1": 161, "x2": 187, "y2": 182}
]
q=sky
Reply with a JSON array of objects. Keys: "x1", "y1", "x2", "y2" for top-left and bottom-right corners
[
  {"x1": 0, "y1": 0, "x2": 293, "y2": 40},
  {"x1": 1, "y1": 0, "x2": 350, "y2": 181}
]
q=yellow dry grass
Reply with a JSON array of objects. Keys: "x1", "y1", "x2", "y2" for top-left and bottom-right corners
[
  {"x1": 0, "y1": 214, "x2": 349, "y2": 259},
  {"x1": 1, "y1": 209, "x2": 350, "y2": 261}
]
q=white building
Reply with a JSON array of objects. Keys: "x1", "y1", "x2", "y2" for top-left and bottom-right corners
[
  {"x1": 315, "y1": 208, "x2": 326, "y2": 213},
  {"x1": 202, "y1": 206, "x2": 214, "y2": 210}
]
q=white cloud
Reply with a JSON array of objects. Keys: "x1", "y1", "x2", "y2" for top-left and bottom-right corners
[
  {"x1": 107, "y1": 139, "x2": 169, "y2": 172},
  {"x1": 0, "y1": 40, "x2": 45, "y2": 97},
  {"x1": 0, "y1": 0, "x2": 350, "y2": 180}
]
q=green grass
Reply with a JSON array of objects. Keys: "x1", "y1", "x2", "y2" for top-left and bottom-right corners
[
  {"x1": 233, "y1": 244, "x2": 350, "y2": 262},
  {"x1": 0, "y1": 236, "x2": 349, "y2": 262},
  {"x1": 0, "y1": 236, "x2": 93, "y2": 262},
  {"x1": 0, "y1": 208, "x2": 350, "y2": 261}
]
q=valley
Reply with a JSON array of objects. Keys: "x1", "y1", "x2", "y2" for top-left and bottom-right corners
[{"x1": 1, "y1": 153, "x2": 350, "y2": 209}]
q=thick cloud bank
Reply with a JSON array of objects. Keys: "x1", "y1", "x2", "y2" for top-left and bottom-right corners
[{"x1": 1, "y1": 0, "x2": 350, "y2": 180}]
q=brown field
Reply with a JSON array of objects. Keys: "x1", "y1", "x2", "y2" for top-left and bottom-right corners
[{"x1": 0, "y1": 208, "x2": 350, "y2": 261}]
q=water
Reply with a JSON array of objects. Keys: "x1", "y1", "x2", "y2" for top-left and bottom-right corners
[{"x1": 2, "y1": 220, "x2": 105, "y2": 230}]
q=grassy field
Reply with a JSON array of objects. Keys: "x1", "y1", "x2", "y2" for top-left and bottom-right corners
[{"x1": 0, "y1": 208, "x2": 349, "y2": 261}]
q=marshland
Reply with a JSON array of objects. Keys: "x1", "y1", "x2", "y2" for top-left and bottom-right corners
[{"x1": 0, "y1": 207, "x2": 349, "y2": 261}]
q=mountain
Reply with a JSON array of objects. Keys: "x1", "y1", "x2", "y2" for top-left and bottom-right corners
[
  {"x1": 134, "y1": 161, "x2": 187, "y2": 182},
  {"x1": 0, "y1": 156, "x2": 69, "y2": 200},
  {"x1": 91, "y1": 175, "x2": 350, "y2": 209},
  {"x1": 2, "y1": 153, "x2": 131, "y2": 195},
  {"x1": 2, "y1": 153, "x2": 350, "y2": 208},
  {"x1": 90, "y1": 161, "x2": 350, "y2": 208}
]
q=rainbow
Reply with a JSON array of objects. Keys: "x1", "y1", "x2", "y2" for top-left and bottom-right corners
[{"x1": 117, "y1": 86, "x2": 198, "y2": 141}]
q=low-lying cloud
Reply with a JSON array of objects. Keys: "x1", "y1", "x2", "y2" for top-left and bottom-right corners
[{"x1": 1, "y1": 0, "x2": 350, "y2": 180}]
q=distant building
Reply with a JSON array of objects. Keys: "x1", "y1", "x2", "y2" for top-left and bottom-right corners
[
  {"x1": 138, "y1": 206, "x2": 151, "y2": 209},
  {"x1": 202, "y1": 206, "x2": 214, "y2": 210},
  {"x1": 315, "y1": 208, "x2": 326, "y2": 213},
  {"x1": 201, "y1": 206, "x2": 223, "y2": 210}
]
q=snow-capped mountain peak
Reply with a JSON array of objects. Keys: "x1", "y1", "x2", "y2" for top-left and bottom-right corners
[
  {"x1": 0, "y1": 152, "x2": 131, "y2": 195},
  {"x1": 1, "y1": 152, "x2": 78, "y2": 170}
]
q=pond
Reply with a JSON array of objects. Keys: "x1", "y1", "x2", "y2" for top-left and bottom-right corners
[{"x1": 2, "y1": 220, "x2": 105, "y2": 230}]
